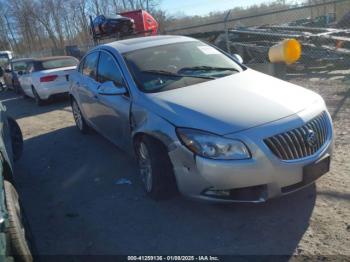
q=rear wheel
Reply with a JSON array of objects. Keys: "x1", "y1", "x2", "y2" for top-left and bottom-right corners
[
  {"x1": 120, "y1": 24, "x2": 130, "y2": 34},
  {"x1": 4, "y1": 181, "x2": 33, "y2": 262},
  {"x1": 13, "y1": 81, "x2": 22, "y2": 94},
  {"x1": 72, "y1": 99, "x2": 88, "y2": 133},
  {"x1": 31, "y1": 86, "x2": 44, "y2": 106},
  {"x1": 135, "y1": 137, "x2": 176, "y2": 200}
]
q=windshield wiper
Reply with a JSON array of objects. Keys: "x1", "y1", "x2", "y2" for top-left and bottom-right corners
[
  {"x1": 141, "y1": 69, "x2": 215, "y2": 79},
  {"x1": 179, "y1": 66, "x2": 239, "y2": 72}
]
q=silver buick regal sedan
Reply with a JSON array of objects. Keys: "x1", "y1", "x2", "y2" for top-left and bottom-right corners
[{"x1": 69, "y1": 35, "x2": 333, "y2": 203}]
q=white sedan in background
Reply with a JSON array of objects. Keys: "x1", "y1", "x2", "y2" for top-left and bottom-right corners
[{"x1": 19, "y1": 56, "x2": 78, "y2": 106}]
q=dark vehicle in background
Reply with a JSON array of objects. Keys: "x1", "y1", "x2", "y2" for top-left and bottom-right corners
[
  {"x1": 0, "y1": 103, "x2": 33, "y2": 261},
  {"x1": 65, "y1": 45, "x2": 85, "y2": 60},
  {"x1": 337, "y1": 11, "x2": 350, "y2": 28},
  {"x1": 92, "y1": 14, "x2": 135, "y2": 37},
  {"x1": 3, "y1": 59, "x2": 33, "y2": 94},
  {"x1": 288, "y1": 14, "x2": 336, "y2": 27}
]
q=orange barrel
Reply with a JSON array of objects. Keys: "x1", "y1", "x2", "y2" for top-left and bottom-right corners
[{"x1": 268, "y1": 38, "x2": 302, "y2": 64}]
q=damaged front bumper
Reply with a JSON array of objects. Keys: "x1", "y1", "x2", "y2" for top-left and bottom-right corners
[{"x1": 167, "y1": 111, "x2": 333, "y2": 203}]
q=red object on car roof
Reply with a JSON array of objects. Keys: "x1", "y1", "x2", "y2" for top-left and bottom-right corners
[{"x1": 120, "y1": 10, "x2": 158, "y2": 36}]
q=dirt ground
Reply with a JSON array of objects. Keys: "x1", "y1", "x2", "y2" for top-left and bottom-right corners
[{"x1": 0, "y1": 74, "x2": 349, "y2": 258}]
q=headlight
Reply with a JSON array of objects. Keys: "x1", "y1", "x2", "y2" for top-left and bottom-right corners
[{"x1": 176, "y1": 128, "x2": 251, "y2": 160}]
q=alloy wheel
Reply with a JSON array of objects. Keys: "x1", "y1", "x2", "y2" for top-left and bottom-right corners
[
  {"x1": 138, "y1": 142, "x2": 153, "y2": 192},
  {"x1": 72, "y1": 101, "x2": 83, "y2": 130}
]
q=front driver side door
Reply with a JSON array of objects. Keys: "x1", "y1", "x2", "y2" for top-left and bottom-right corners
[{"x1": 91, "y1": 50, "x2": 132, "y2": 150}]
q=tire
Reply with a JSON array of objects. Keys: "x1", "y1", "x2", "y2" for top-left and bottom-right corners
[
  {"x1": 135, "y1": 136, "x2": 176, "y2": 200},
  {"x1": 4, "y1": 181, "x2": 33, "y2": 262},
  {"x1": 13, "y1": 81, "x2": 18, "y2": 94},
  {"x1": 31, "y1": 86, "x2": 44, "y2": 106},
  {"x1": 71, "y1": 99, "x2": 89, "y2": 134},
  {"x1": 8, "y1": 117, "x2": 23, "y2": 162},
  {"x1": 120, "y1": 24, "x2": 130, "y2": 34},
  {"x1": 13, "y1": 81, "x2": 21, "y2": 94}
]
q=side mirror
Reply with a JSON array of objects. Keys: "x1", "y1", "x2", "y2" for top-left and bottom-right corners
[
  {"x1": 18, "y1": 71, "x2": 23, "y2": 76},
  {"x1": 98, "y1": 81, "x2": 127, "y2": 95},
  {"x1": 232, "y1": 54, "x2": 243, "y2": 64}
]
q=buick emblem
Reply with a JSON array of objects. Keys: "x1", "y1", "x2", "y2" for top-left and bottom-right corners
[{"x1": 305, "y1": 129, "x2": 317, "y2": 147}]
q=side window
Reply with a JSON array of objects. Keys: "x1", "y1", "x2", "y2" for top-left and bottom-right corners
[
  {"x1": 82, "y1": 52, "x2": 99, "y2": 79},
  {"x1": 97, "y1": 52, "x2": 125, "y2": 87},
  {"x1": 78, "y1": 58, "x2": 85, "y2": 73},
  {"x1": 26, "y1": 62, "x2": 34, "y2": 74},
  {"x1": 12, "y1": 62, "x2": 28, "y2": 72}
]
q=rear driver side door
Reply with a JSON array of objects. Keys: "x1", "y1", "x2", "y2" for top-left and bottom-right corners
[{"x1": 77, "y1": 51, "x2": 100, "y2": 124}]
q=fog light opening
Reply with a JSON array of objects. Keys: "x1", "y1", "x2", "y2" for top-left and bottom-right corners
[
  {"x1": 204, "y1": 188, "x2": 231, "y2": 197},
  {"x1": 202, "y1": 185, "x2": 268, "y2": 202}
]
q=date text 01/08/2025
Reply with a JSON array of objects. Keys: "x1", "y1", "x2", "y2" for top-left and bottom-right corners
[{"x1": 127, "y1": 256, "x2": 220, "y2": 261}]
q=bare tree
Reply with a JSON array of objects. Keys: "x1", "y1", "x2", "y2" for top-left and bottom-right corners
[{"x1": 0, "y1": 0, "x2": 162, "y2": 56}]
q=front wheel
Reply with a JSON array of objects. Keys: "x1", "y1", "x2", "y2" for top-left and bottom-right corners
[{"x1": 135, "y1": 137, "x2": 176, "y2": 200}]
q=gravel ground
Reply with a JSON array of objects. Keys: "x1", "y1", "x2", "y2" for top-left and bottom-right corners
[{"x1": 0, "y1": 75, "x2": 349, "y2": 258}]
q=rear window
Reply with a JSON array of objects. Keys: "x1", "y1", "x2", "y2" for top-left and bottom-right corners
[
  {"x1": 12, "y1": 61, "x2": 30, "y2": 72},
  {"x1": 40, "y1": 58, "x2": 78, "y2": 70}
]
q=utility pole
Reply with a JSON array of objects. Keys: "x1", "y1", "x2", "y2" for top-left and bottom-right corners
[
  {"x1": 147, "y1": 0, "x2": 149, "y2": 12},
  {"x1": 309, "y1": 0, "x2": 313, "y2": 19},
  {"x1": 4, "y1": 15, "x2": 17, "y2": 52},
  {"x1": 224, "y1": 10, "x2": 232, "y2": 55}
]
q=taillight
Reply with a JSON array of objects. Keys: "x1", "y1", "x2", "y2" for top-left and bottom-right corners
[{"x1": 40, "y1": 75, "x2": 58, "y2": 82}]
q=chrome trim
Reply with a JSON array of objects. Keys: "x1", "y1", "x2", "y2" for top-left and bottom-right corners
[{"x1": 264, "y1": 112, "x2": 331, "y2": 161}]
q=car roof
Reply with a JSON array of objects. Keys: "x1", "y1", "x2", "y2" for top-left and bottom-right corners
[
  {"x1": 103, "y1": 35, "x2": 198, "y2": 54},
  {"x1": 105, "y1": 14, "x2": 124, "y2": 19},
  {"x1": 33, "y1": 56, "x2": 75, "y2": 62},
  {"x1": 11, "y1": 58, "x2": 33, "y2": 63}
]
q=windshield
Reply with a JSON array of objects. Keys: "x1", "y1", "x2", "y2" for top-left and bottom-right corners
[
  {"x1": 108, "y1": 14, "x2": 123, "y2": 19},
  {"x1": 124, "y1": 41, "x2": 243, "y2": 93},
  {"x1": 0, "y1": 54, "x2": 9, "y2": 67},
  {"x1": 40, "y1": 57, "x2": 78, "y2": 70}
]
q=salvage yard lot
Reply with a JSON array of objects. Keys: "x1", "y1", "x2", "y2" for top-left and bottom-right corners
[{"x1": 0, "y1": 76, "x2": 349, "y2": 256}]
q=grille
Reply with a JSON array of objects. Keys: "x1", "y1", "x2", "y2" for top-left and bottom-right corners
[{"x1": 264, "y1": 112, "x2": 329, "y2": 160}]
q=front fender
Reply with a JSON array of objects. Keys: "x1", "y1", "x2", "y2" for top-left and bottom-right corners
[{"x1": 131, "y1": 102, "x2": 178, "y2": 152}]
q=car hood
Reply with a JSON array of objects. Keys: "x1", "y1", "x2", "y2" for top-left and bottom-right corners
[{"x1": 145, "y1": 69, "x2": 322, "y2": 135}]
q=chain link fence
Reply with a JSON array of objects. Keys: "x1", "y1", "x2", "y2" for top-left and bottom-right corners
[
  {"x1": 165, "y1": 0, "x2": 350, "y2": 72},
  {"x1": 15, "y1": 0, "x2": 350, "y2": 75}
]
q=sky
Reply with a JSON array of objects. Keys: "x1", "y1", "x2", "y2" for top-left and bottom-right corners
[{"x1": 160, "y1": 0, "x2": 279, "y2": 16}]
